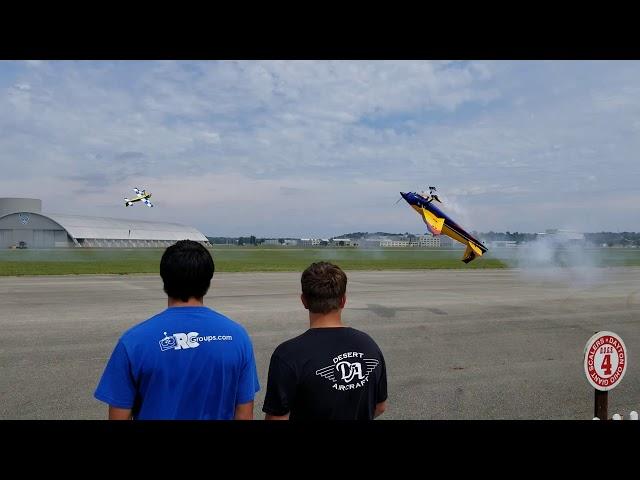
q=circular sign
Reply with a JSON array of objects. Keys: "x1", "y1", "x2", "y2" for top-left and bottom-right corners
[{"x1": 584, "y1": 331, "x2": 627, "y2": 391}]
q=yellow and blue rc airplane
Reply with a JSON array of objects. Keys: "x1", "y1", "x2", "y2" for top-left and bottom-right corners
[{"x1": 400, "y1": 188, "x2": 487, "y2": 263}]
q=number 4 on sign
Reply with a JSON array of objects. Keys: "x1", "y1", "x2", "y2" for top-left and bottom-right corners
[{"x1": 601, "y1": 354, "x2": 612, "y2": 376}]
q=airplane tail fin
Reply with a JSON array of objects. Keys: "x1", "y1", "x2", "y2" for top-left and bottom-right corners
[{"x1": 462, "y1": 242, "x2": 483, "y2": 263}]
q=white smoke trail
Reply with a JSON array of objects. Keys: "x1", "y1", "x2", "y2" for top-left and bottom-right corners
[
  {"x1": 493, "y1": 233, "x2": 607, "y2": 287},
  {"x1": 438, "y1": 194, "x2": 472, "y2": 229}
]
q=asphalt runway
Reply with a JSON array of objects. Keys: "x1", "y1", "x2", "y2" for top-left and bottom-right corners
[{"x1": 1, "y1": 268, "x2": 639, "y2": 419}]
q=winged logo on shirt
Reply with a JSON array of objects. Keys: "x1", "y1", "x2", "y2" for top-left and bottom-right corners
[{"x1": 315, "y1": 358, "x2": 379, "y2": 386}]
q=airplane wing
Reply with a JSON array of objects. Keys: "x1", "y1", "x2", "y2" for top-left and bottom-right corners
[
  {"x1": 419, "y1": 207, "x2": 445, "y2": 235},
  {"x1": 143, "y1": 198, "x2": 154, "y2": 207}
]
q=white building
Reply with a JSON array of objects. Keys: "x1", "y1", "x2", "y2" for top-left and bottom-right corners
[
  {"x1": 300, "y1": 238, "x2": 321, "y2": 246},
  {"x1": 332, "y1": 238, "x2": 353, "y2": 246},
  {"x1": 488, "y1": 240, "x2": 518, "y2": 248},
  {"x1": 416, "y1": 235, "x2": 441, "y2": 247},
  {"x1": 0, "y1": 198, "x2": 209, "y2": 249},
  {"x1": 380, "y1": 239, "x2": 410, "y2": 247},
  {"x1": 378, "y1": 236, "x2": 441, "y2": 248}
]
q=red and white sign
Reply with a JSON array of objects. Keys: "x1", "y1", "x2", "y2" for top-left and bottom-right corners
[{"x1": 584, "y1": 331, "x2": 627, "y2": 391}]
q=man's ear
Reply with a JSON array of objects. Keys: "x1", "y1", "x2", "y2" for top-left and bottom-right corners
[
  {"x1": 301, "y1": 294, "x2": 309, "y2": 309},
  {"x1": 339, "y1": 295, "x2": 346, "y2": 309}
]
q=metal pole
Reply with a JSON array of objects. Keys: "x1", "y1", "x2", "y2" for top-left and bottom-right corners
[{"x1": 594, "y1": 390, "x2": 608, "y2": 420}]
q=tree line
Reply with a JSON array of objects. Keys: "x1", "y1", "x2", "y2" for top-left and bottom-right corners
[{"x1": 208, "y1": 232, "x2": 640, "y2": 247}]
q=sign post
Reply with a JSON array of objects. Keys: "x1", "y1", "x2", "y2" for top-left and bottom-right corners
[
  {"x1": 584, "y1": 331, "x2": 627, "y2": 420},
  {"x1": 594, "y1": 389, "x2": 608, "y2": 420}
]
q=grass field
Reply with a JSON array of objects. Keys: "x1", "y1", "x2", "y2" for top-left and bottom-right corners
[
  {"x1": 0, "y1": 247, "x2": 508, "y2": 276},
  {"x1": 0, "y1": 246, "x2": 639, "y2": 276}
]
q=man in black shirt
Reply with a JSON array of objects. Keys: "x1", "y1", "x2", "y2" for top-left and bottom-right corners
[{"x1": 263, "y1": 261, "x2": 388, "y2": 420}]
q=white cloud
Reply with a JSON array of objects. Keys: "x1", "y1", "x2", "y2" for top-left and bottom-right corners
[{"x1": 1, "y1": 60, "x2": 640, "y2": 235}]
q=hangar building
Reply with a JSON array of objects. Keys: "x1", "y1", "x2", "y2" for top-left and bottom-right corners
[{"x1": 0, "y1": 198, "x2": 210, "y2": 248}]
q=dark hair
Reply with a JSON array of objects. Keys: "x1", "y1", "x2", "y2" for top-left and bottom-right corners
[
  {"x1": 160, "y1": 240, "x2": 214, "y2": 302},
  {"x1": 301, "y1": 261, "x2": 347, "y2": 314}
]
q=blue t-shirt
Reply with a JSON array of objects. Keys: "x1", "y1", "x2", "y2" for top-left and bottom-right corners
[{"x1": 94, "y1": 306, "x2": 260, "y2": 420}]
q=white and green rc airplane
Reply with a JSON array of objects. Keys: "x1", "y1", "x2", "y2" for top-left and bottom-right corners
[{"x1": 124, "y1": 188, "x2": 154, "y2": 207}]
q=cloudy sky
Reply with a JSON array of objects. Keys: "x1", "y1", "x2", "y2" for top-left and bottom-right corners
[{"x1": 1, "y1": 60, "x2": 639, "y2": 237}]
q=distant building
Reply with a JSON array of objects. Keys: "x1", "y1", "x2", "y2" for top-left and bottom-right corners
[
  {"x1": 488, "y1": 240, "x2": 518, "y2": 248},
  {"x1": 332, "y1": 238, "x2": 353, "y2": 246},
  {"x1": 438, "y1": 235, "x2": 454, "y2": 247},
  {"x1": 358, "y1": 238, "x2": 385, "y2": 248},
  {"x1": 0, "y1": 198, "x2": 209, "y2": 249},
  {"x1": 537, "y1": 229, "x2": 585, "y2": 243},
  {"x1": 380, "y1": 239, "x2": 410, "y2": 247},
  {"x1": 377, "y1": 235, "x2": 444, "y2": 248},
  {"x1": 300, "y1": 238, "x2": 321, "y2": 246},
  {"x1": 416, "y1": 235, "x2": 441, "y2": 247}
]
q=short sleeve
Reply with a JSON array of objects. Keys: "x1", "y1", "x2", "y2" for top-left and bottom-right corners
[
  {"x1": 376, "y1": 351, "x2": 388, "y2": 404},
  {"x1": 262, "y1": 353, "x2": 297, "y2": 416},
  {"x1": 94, "y1": 339, "x2": 137, "y2": 408},
  {"x1": 236, "y1": 335, "x2": 260, "y2": 405}
]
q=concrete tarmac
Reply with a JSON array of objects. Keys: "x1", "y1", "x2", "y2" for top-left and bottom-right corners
[{"x1": 1, "y1": 268, "x2": 639, "y2": 419}]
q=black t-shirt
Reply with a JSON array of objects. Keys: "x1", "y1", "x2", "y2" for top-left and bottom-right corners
[{"x1": 262, "y1": 327, "x2": 387, "y2": 420}]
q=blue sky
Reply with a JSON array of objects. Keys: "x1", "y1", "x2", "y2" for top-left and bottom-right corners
[{"x1": 1, "y1": 60, "x2": 639, "y2": 237}]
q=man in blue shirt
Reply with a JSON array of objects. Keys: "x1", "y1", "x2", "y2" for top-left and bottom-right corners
[{"x1": 95, "y1": 240, "x2": 260, "y2": 420}]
